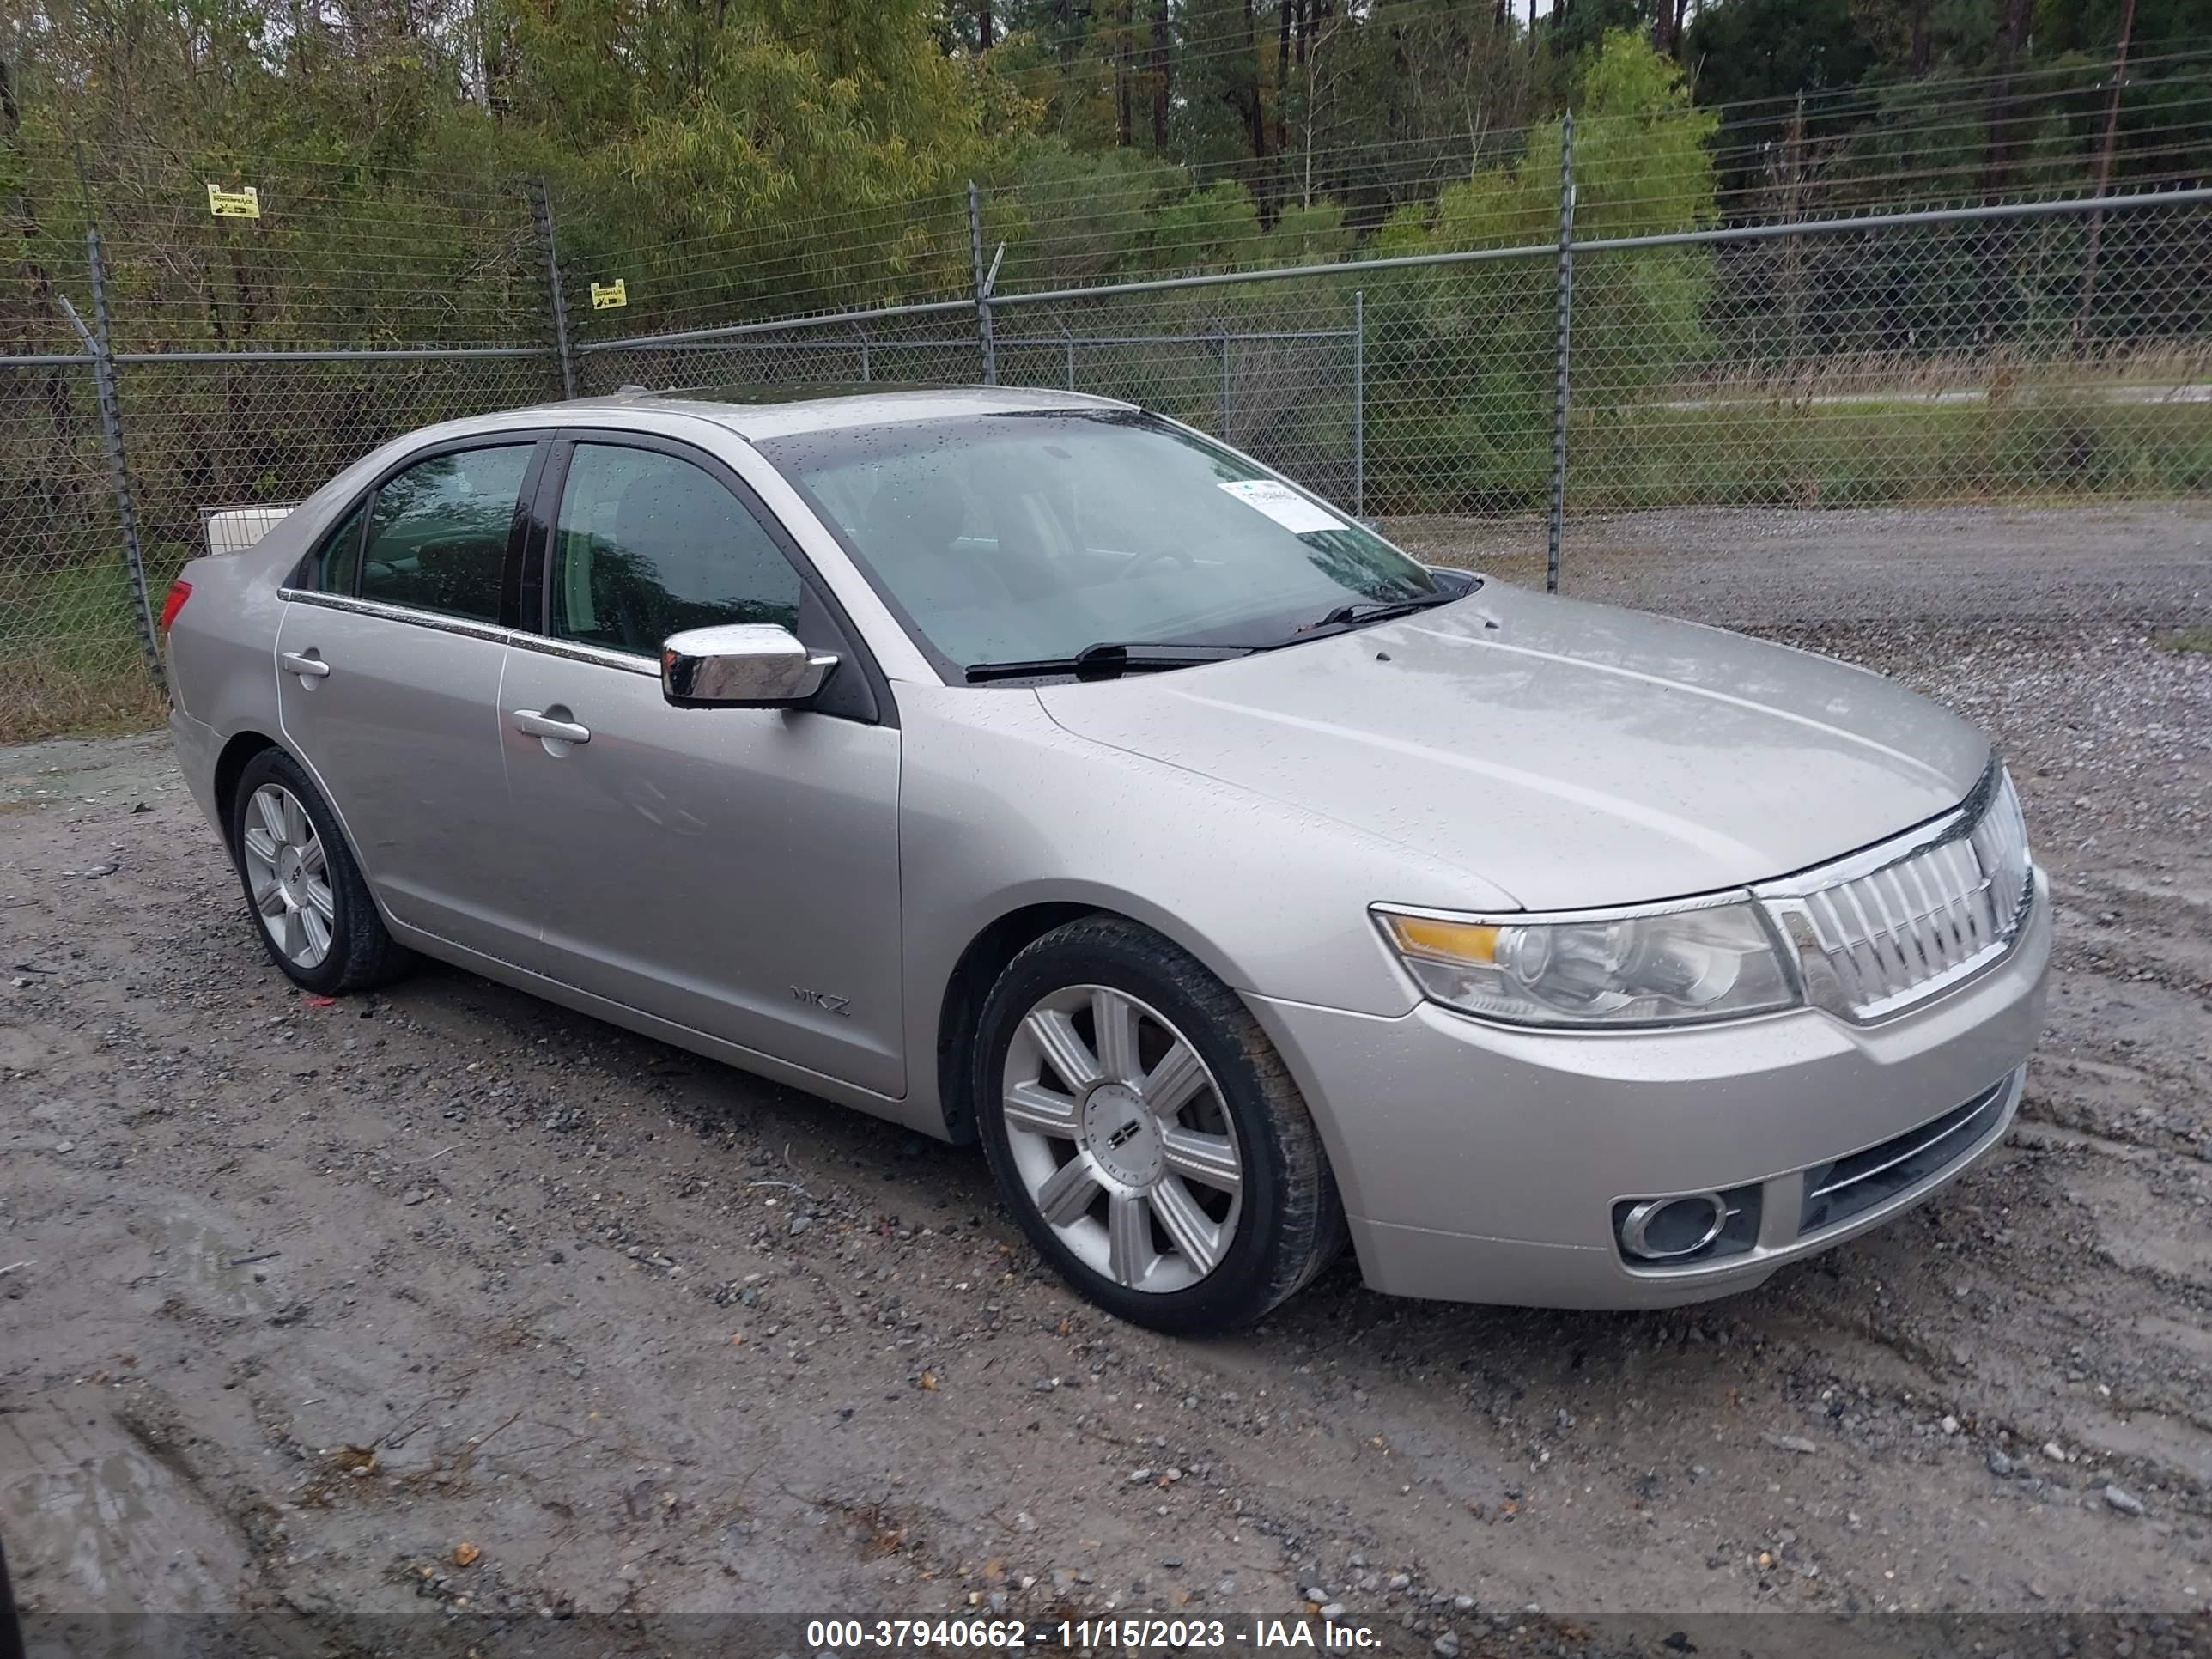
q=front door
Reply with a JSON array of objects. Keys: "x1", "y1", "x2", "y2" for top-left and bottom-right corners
[
  {"x1": 276, "y1": 439, "x2": 542, "y2": 964},
  {"x1": 498, "y1": 436, "x2": 905, "y2": 1097}
]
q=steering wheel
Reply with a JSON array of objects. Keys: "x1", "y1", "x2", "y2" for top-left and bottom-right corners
[{"x1": 1119, "y1": 545, "x2": 1194, "y2": 581}]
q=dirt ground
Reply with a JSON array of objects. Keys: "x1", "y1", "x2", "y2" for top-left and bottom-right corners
[
  {"x1": 4, "y1": 506, "x2": 2212, "y2": 1654},
  {"x1": 1395, "y1": 501, "x2": 2212, "y2": 624}
]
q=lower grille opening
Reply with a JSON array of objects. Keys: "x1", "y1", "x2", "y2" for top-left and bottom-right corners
[{"x1": 1799, "y1": 1078, "x2": 2010, "y2": 1236}]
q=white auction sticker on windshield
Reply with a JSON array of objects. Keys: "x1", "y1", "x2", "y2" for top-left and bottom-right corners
[{"x1": 1218, "y1": 479, "x2": 1347, "y2": 535}]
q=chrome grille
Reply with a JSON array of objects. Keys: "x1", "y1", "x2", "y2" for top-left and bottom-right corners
[{"x1": 1759, "y1": 765, "x2": 2034, "y2": 1022}]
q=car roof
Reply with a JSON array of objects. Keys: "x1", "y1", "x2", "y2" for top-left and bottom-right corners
[{"x1": 540, "y1": 385, "x2": 1133, "y2": 441}]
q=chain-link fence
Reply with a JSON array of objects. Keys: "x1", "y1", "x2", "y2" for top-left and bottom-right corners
[
  {"x1": 0, "y1": 355, "x2": 130, "y2": 736},
  {"x1": 572, "y1": 301, "x2": 1368, "y2": 511},
  {"x1": 586, "y1": 178, "x2": 2209, "y2": 599},
  {"x1": 0, "y1": 144, "x2": 562, "y2": 736},
  {"x1": 1566, "y1": 195, "x2": 2212, "y2": 507},
  {"x1": 5, "y1": 48, "x2": 2211, "y2": 739}
]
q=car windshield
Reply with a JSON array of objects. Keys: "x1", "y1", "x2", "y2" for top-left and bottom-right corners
[{"x1": 752, "y1": 409, "x2": 1442, "y2": 674}]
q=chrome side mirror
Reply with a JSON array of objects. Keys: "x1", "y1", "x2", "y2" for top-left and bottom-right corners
[{"x1": 661, "y1": 623, "x2": 837, "y2": 709}]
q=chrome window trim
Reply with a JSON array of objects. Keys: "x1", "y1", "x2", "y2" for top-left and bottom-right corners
[
  {"x1": 279, "y1": 587, "x2": 515, "y2": 646},
  {"x1": 280, "y1": 587, "x2": 660, "y2": 679},
  {"x1": 507, "y1": 632, "x2": 660, "y2": 678}
]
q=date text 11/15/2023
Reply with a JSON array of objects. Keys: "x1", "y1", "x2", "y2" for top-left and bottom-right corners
[{"x1": 804, "y1": 1618, "x2": 1389, "y2": 1650}]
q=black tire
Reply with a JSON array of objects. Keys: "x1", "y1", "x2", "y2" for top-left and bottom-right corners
[
  {"x1": 228, "y1": 748, "x2": 410, "y2": 995},
  {"x1": 974, "y1": 915, "x2": 1346, "y2": 1334}
]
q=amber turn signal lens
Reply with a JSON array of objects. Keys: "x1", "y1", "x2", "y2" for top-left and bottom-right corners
[{"x1": 1385, "y1": 915, "x2": 1500, "y2": 963}]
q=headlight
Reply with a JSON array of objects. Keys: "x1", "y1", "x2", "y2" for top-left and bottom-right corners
[{"x1": 1376, "y1": 899, "x2": 1801, "y2": 1028}]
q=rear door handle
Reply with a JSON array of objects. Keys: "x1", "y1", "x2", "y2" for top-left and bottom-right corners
[
  {"x1": 512, "y1": 709, "x2": 591, "y2": 745},
  {"x1": 280, "y1": 651, "x2": 331, "y2": 678}
]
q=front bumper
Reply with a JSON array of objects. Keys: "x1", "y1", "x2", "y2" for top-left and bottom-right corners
[{"x1": 1247, "y1": 872, "x2": 2051, "y2": 1308}]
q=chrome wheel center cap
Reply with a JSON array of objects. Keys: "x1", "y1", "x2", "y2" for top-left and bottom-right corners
[{"x1": 1081, "y1": 1083, "x2": 1161, "y2": 1188}]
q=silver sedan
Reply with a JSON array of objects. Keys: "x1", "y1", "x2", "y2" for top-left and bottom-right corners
[{"x1": 163, "y1": 388, "x2": 2048, "y2": 1333}]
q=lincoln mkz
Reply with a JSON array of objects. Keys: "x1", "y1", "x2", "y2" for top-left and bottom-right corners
[{"x1": 163, "y1": 389, "x2": 2047, "y2": 1332}]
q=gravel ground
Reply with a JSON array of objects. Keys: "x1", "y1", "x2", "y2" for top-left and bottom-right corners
[
  {"x1": 4, "y1": 516, "x2": 2212, "y2": 1651},
  {"x1": 1397, "y1": 501, "x2": 2212, "y2": 625}
]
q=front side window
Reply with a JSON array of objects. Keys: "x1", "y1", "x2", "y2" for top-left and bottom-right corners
[
  {"x1": 358, "y1": 445, "x2": 533, "y2": 623},
  {"x1": 752, "y1": 409, "x2": 1436, "y2": 672},
  {"x1": 550, "y1": 444, "x2": 801, "y2": 654}
]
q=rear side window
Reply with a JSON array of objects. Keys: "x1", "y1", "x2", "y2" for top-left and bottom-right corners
[
  {"x1": 550, "y1": 443, "x2": 801, "y2": 654},
  {"x1": 357, "y1": 446, "x2": 533, "y2": 623},
  {"x1": 313, "y1": 503, "x2": 368, "y2": 595}
]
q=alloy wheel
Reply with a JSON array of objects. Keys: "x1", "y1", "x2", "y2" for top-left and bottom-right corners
[
  {"x1": 240, "y1": 783, "x2": 335, "y2": 970},
  {"x1": 1000, "y1": 984, "x2": 1245, "y2": 1294}
]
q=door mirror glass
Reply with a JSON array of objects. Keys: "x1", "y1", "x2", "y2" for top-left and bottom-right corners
[{"x1": 661, "y1": 623, "x2": 836, "y2": 708}]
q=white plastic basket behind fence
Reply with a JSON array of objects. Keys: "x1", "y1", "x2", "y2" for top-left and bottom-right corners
[{"x1": 199, "y1": 506, "x2": 297, "y2": 556}]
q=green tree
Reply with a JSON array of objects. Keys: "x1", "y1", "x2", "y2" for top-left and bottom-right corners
[
  {"x1": 1683, "y1": 0, "x2": 1875, "y2": 112},
  {"x1": 1364, "y1": 28, "x2": 1717, "y2": 512},
  {"x1": 495, "y1": 0, "x2": 1032, "y2": 327}
]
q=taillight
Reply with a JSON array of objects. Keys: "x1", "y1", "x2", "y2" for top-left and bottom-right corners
[{"x1": 159, "y1": 579, "x2": 192, "y2": 634}]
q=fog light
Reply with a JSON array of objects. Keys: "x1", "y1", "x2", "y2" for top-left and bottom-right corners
[{"x1": 1618, "y1": 1193, "x2": 1729, "y2": 1261}]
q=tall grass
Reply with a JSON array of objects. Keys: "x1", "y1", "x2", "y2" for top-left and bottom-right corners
[
  {"x1": 1653, "y1": 342, "x2": 2212, "y2": 404},
  {"x1": 0, "y1": 560, "x2": 167, "y2": 741},
  {"x1": 1571, "y1": 392, "x2": 2212, "y2": 512}
]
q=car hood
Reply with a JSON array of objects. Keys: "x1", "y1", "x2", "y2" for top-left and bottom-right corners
[{"x1": 1036, "y1": 585, "x2": 1993, "y2": 910}]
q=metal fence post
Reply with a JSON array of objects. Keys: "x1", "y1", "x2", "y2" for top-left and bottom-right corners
[
  {"x1": 968, "y1": 180, "x2": 998, "y2": 385},
  {"x1": 854, "y1": 324, "x2": 872, "y2": 383},
  {"x1": 63, "y1": 228, "x2": 163, "y2": 696},
  {"x1": 1352, "y1": 289, "x2": 1366, "y2": 520},
  {"x1": 1217, "y1": 328, "x2": 1232, "y2": 440},
  {"x1": 1546, "y1": 112, "x2": 1576, "y2": 596},
  {"x1": 531, "y1": 179, "x2": 578, "y2": 401},
  {"x1": 1062, "y1": 325, "x2": 1075, "y2": 390}
]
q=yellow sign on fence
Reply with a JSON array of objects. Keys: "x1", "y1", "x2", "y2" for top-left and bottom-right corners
[
  {"x1": 206, "y1": 185, "x2": 262, "y2": 219},
  {"x1": 590, "y1": 279, "x2": 629, "y2": 311}
]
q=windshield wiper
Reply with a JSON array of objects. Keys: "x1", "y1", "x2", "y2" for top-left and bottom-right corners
[
  {"x1": 964, "y1": 641, "x2": 1256, "y2": 684},
  {"x1": 1307, "y1": 588, "x2": 1463, "y2": 632}
]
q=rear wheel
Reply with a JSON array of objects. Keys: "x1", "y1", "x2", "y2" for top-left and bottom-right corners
[
  {"x1": 229, "y1": 749, "x2": 409, "y2": 995},
  {"x1": 974, "y1": 916, "x2": 1344, "y2": 1334}
]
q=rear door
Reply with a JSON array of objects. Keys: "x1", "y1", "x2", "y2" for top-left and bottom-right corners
[
  {"x1": 497, "y1": 434, "x2": 905, "y2": 1096},
  {"x1": 276, "y1": 437, "x2": 545, "y2": 965}
]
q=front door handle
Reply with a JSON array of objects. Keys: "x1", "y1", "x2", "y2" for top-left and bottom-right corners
[
  {"x1": 280, "y1": 651, "x2": 331, "y2": 678},
  {"x1": 512, "y1": 709, "x2": 591, "y2": 745}
]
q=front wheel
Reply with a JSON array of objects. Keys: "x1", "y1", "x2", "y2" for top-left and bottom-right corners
[{"x1": 973, "y1": 916, "x2": 1345, "y2": 1334}]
